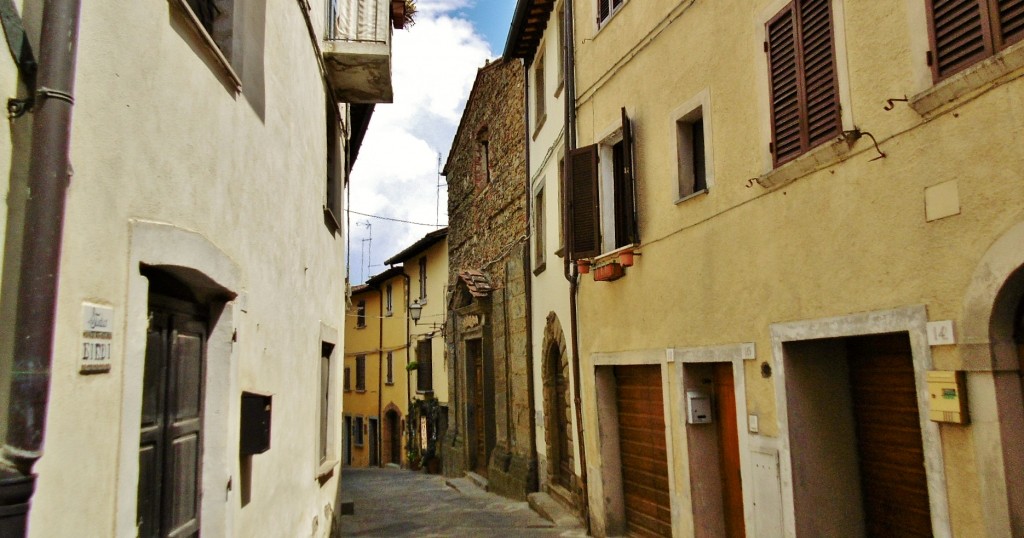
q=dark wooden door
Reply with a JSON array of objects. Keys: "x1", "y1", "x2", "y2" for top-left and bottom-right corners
[
  {"x1": 614, "y1": 365, "x2": 671, "y2": 537},
  {"x1": 388, "y1": 411, "x2": 401, "y2": 465},
  {"x1": 344, "y1": 416, "x2": 353, "y2": 465},
  {"x1": 550, "y1": 347, "x2": 572, "y2": 490},
  {"x1": 138, "y1": 297, "x2": 206, "y2": 538},
  {"x1": 369, "y1": 418, "x2": 379, "y2": 467},
  {"x1": 847, "y1": 334, "x2": 932, "y2": 537},
  {"x1": 713, "y1": 363, "x2": 745, "y2": 538},
  {"x1": 472, "y1": 344, "x2": 488, "y2": 476}
]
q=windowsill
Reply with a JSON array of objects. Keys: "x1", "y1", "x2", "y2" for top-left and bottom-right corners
[
  {"x1": 418, "y1": 298, "x2": 428, "y2": 305},
  {"x1": 169, "y1": 0, "x2": 242, "y2": 92},
  {"x1": 674, "y1": 188, "x2": 708, "y2": 205},
  {"x1": 316, "y1": 458, "x2": 338, "y2": 481},
  {"x1": 416, "y1": 389, "x2": 434, "y2": 395},
  {"x1": 756, "y1": 133, "x2": 858, "y2": 191},
  {"x1": 385, "y1": 311, "x2": 393, "y2": 317},
  {"x1": 555, "y1": 80, "x2": 564, "y2": 98},
  {"x1": 356, "y1": 325, "x2": 366, "y2": 330},
  {"x1": 911, "y1": 40, "x2": 1024, "y2": 117},
  {"x1": 555, "y1": 246, "x2": 565, "y2": 258},
  {"x1": 344, "y1": 388, "x2": 351, "y2": 392},
  {"x1": 532, "y1": 113, "x2": 548, "y2": 140},
  {"x1": 385, "y1": 381, "x2": 394, "y2": 386},
  {"x1": 593, "y1": 243, "x2": 639, "y2": 265},
  {"x1": 355, "y1": 389, "x2": 366, "y2": 393},
  {"x1": 323, "y1": 206, "x2": 342, "y2": 233},
  {"x1": 533, "y1": 260, "x2": 547, "y2": 276}
]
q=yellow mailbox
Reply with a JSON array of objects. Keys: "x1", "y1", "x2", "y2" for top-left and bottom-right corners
[{"x1": 927, "y1": 371, "x2": 968, "y2": 424}]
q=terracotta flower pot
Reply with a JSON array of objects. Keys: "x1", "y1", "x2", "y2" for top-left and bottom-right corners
[
  {"x1": 619, "y1": 250, "x2": 634, "y2": 267},
  {"x1": 577, "y1": 260, "x2": 591, "y2": 274},
  {"x1": 391, "y1": 0, "x2": 405, "y2": 29}
]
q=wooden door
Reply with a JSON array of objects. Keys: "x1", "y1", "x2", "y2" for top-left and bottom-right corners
[
  {"x1": 388, "y1": 411, "x2": 402, "y2": 465},
  {"x1": 369, "y1": 418, "x2": 379, "y2": 467},
  {"x1": 344, "y1": 416, "x2": 352, "y2": 465},
  {"x1": 614, "y1": 365, "x2": 671, "y2": 537},
  {"x1": 552, "y1": 349, "x2": 572, "y2": 490},
  {"x1": 472, "y1": 344, "x2": 488, "y2": 476},
  {"x1": 713, "y1": 363, "x2": 745, "y2": 538},
  {"x1": 138, "y1": 297, "x2": 205, "y2": 538},
  {"x1": 847, "y1": 334, "x2": 932, "y2": 537}
]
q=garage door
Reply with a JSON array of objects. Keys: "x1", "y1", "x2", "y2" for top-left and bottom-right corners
[
  {"x1": 848, "y1": 334, "x2": 932, "y2": 537},
  {"x1": 614, "y1": 365, "x2": 671, "y2": 537}
]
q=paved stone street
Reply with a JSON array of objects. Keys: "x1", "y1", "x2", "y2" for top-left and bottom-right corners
[{"x1": 339, "y1": 468, "x2": 585, "y2": 537}]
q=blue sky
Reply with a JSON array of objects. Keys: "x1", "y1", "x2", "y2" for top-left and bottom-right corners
[
  {"x1": 456, "y1": 0, "x2": 518, "y2": 54},
  {"x1": 348, "y1": 0, "x2": 520, "y2": 284}
]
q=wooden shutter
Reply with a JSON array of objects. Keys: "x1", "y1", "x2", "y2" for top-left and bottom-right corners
[
  {"x1": 164, "y1": 320, "x2": 205, "y2": 537},
  {"x1": 138, "y1": 311, "x2": 169, "y2": 538},
  {"x1": 800, "y1": 0, "x2": 841, "y2": 148},
  {"x1": 766, "y1": 0, "x2": 840, "y2": 166},
  {"x1": 567, "y1": 144, "x2": 600, "y2": 260},
  {"x1": 417, "y1": 340, "x2": 433, "y2": 392},
  {"x1": 615, "y1": 107, "x2": 638, "y2": 248},
  {"x1": 926, "y1": 0, "x2": 992, "y2": 80},
  {"x1": 767, "y1": 6, "x2": 803, "y2": 165},
  {"x1": 598, "y1": 0, "x2": 610, "y2": 23},
  {"x1": 995, "y1": 0, "x2": 1024, "y2": 48}
]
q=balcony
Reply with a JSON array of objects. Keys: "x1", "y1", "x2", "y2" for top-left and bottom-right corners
[{"x1": 324, "y1": 0, "x2": 394, "y2": 103}]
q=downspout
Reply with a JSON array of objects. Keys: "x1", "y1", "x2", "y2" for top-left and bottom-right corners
[
  {"x1": 562, "y1": 0, "x2": 590, "y2": 532},
  {"x1": 522, "y1": 60, "x2": 538, "y2": 492},
  {"x1": 377, "y1": 286, "x2": 384, "y2": 468},
  {"x1": 0, "y1": 0, "x2": 82, "y2": 534}
]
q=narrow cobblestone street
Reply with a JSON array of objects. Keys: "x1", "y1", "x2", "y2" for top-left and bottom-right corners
[{"x1": 339, "y1": 468, "x2": 584, "y2": 537}]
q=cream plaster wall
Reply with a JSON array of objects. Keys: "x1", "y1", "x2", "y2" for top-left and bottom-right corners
[
  {"x1": 570, "y1": 0, "x2": 1024, "y2": 536},
  {"x1": 7, "y1": 1, "x2": 352, "y2": 536},
  {"x1": 527, "y1": 1, "x2": 582, "y2": 486}
]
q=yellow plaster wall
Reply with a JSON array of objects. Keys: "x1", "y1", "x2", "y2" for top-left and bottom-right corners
[
  {"x1": 409, "y1": 239, "x2": 449, "y2": 404},
  {"x1": 571, "y1": 0, "x2": 1023, "y2": 535}
]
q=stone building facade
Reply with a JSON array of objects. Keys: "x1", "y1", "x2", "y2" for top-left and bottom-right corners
[{"x1": 442, "y1": 58, "x2": 537, "y2": 500}]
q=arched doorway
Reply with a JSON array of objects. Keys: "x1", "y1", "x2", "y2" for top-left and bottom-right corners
[
  {"x1": 545, "y1": 343, "x2": 571, "y2": 490},
  {"x1": 385, "y1": 408, "x2": 402, "y2": 466}
]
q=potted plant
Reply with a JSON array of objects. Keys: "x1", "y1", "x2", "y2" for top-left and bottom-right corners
[
  {"x1": 391, "y1": 0, "x2": 417, "y2": 29},
  {"x1": 406, "y1": 360, "x2": 419, "y2": 372}
]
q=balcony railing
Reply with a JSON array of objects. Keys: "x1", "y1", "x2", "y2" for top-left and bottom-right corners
[{"x1": 323, "y1": 0, "x2": 394, "y2": 103}]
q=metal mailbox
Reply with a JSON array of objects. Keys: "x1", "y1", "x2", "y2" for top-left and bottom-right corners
[{"x1": 240, "y1": 391, "x2": 272, "y2": 455}]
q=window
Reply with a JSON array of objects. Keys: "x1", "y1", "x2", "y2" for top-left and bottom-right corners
[
  {"x1": 676, "y1": 100, "x2": 712, "y2": 200},
  {"x1": 172, "y1": 0, "x2": 239, "y2": 88},
  {"x1": 416, "y1": 340, "x2": 433, "y2": 392},
  {"x1": 326, "y1": 99, "x2": 343, "y2": 227},
  {"x1": 418, "y1": 257, "x2": 428, "y2": 302},
  {"x1": 319, "y1": 342, "x2": 334, "y2": 464},
  {"x1": 344, "y1": 366, "x2": 351, "y2": 392},
  {"x1": 567, "y1": 107, "x2": 638, "y2": 260},
  {"x1": 356, "y1": 300, "x2": 366, "y2": 328},
  {"x1": 597, "y1": 0, "x2": 624, "y2": 25},
  {"x1": 534, "y1": 46, "x2": 546, "y2": 129},
  {"x1": 765, "y1": 0, "x2": 841, "y2": 166},
  {"x1": 385, "y1": 284, "x2": 393, "y2": 316},
  {"x1": 353, "y1": 416, "x2": 364, "y2": 447},
  {"x1": 386, "y1": 352, "x2": 394, "y2": 385},
  {"x1": 533, "y1": 185, "x2": 546, "y2": 272},
  {"x1": 356, "y1": 355, "x2": 366, "y2": 391},
  {"x1": 926, "y1": 0, "x2": 1024, "y2": 81}
]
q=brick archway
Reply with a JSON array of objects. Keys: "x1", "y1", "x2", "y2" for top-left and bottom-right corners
[{"x1": 541, "y1": 313, "x2": 576, "y2": 501}]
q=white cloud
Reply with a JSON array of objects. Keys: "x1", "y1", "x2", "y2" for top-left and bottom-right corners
[{"x1": 348, "y1": 0, "x2": 493, "y2": 283}]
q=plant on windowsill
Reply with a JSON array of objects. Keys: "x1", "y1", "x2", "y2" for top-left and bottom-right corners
[
  {"x1": 391, "y1": 0, "x2": 417, "y2": 29},
  {"x1": 406, "y1": 360, "x2": 419, "y2": 372}
]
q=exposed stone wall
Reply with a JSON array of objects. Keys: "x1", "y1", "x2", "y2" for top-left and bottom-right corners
[{"x1": 443, "y1": 58, "x2": 536, "y2": 499}]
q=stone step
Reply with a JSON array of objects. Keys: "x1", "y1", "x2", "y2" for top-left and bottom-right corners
[
  {"x1": 466, "y1": 471, "x2": 489, "y2": 491},
  {"x1": 527, "y1": 491, "x2": 584, "y2": 530}
]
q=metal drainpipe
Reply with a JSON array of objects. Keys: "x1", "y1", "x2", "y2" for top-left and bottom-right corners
[
  {"x1": 0, "y1": 0, "x2": 82, "y2": 534},
  {"x1": 521, "y1": 59, "x2": 538, "y2": 492},
  {"x1": 561, "y1": 0, "x2": 590, "y2": 532}
]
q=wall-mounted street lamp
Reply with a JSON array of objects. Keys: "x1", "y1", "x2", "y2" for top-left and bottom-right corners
[{"x1": 409, "y1": 300, "x2": 423, "y2": 324}]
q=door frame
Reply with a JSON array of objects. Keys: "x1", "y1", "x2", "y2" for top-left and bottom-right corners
[
  {"x1": 769, "y1": 305, "x2": 952, "y2": 538},
  {"x1": 669, "y1": 342, "x2": 757, "y2": 537},
  {"x1": 116, "y1": 221, "x2": 241, "y2": 538}
]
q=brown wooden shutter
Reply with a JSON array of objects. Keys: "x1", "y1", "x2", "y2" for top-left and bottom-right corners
[
  {"x1": 800, "y1": 0, "x2": 841, "y2": 148},
  {"x1": 926, "y1": 0, "x2": 993, "y2": 80},
  {"x1": 767, "y1": 5, "x2": 803, "y2": 165},
  {"x1": 767, "y1": 0, "x2": 840, "y2": 165},
  {"x1": 616, "y1": 107, "x2": 638, "y2": 247},
  {"x1": 995, "y1": 0, "x2": 1024, "y2": 48},
  {"x1": 567, "y1": 144, "x2": 600, "y2": 260},
  {"x1": 598, "y1": 0, "x2": 610, "y2": 22}
]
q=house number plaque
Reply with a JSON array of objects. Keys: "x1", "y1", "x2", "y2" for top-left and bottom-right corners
[{"x1": 80, "y1": 303, "x2": 113, "y2": 374}]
